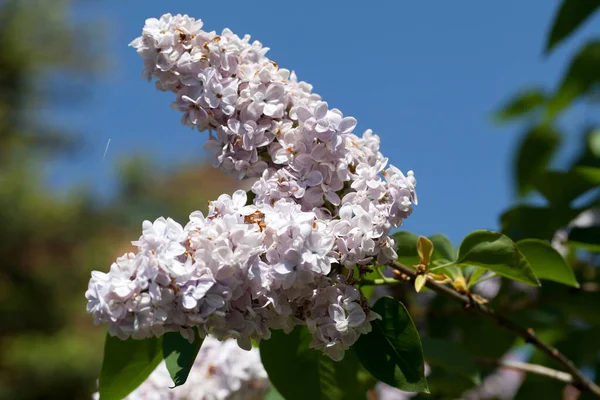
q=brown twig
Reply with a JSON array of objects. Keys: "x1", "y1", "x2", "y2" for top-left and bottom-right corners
[{"x1": 390, "y1": 261, "x2": 600, "y2": 398}]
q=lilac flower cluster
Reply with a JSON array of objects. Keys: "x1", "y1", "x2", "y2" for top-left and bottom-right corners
[
  {"x1": 93, "y1": 336, "x2": 269, "y2": 400},
  {"x1": 86, "y1": 13, "x2": 418, "y2": 361}
]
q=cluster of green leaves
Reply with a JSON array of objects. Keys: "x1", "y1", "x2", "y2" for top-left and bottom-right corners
[
  {"x1": 246, "y1": 228, "x2": 579, "y2": 399},
  {"x1": 259, "y1": 297, "x2": 428, "y2": 400},
  {"x1": 390, "y1": 227, "x2": 593, "y2": 398},
  {"x1": 0, "y1": 1, "x2": 108, "y2": 398},
  {"x1": 394, "y1": 230, "x2": 578, "y2": 288},
  {"x1": 494, "y1": 1, "x2": 600, "y2": 245},
  {"x1": 98, "y1": 330, "x2": 204, "y2": 400},
  {"x1": 492, "y1": 3, "x2": 600, "y2": 396},
  {"x1": 90, "y1": 227, "x2": 575, "y2": 400},
  {"x1": 96, "y1": 295, "x2": 428, "y2": 400}
]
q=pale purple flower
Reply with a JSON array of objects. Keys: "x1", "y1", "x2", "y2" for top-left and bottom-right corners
[{"x1": 88, "y1": 13, "x2": 421, "y2": 362}]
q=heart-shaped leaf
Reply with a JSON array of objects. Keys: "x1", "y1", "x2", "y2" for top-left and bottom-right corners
[{"x1": 449, "y1": 230, "x2": 540, "y2": 286}]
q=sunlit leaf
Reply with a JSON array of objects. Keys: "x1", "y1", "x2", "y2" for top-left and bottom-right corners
[
  {"x1": 353, "y1": 297, "x2": 428, "y2": 393},
  {"x1": 414, "y1": 275, "x2": 427, "y2": 293},
  {"x1": 447, "y1": 230, "x2": 540, "y2": 286},
  {"x1": 516, "y1": 239, "x2": 579, "y2": 287},
  {"x1": 99, "y1": 334, "x2": 163, "y2": 400},
  {"x1": 545, "y1": 0, "x2": 600, "y2": 53}
]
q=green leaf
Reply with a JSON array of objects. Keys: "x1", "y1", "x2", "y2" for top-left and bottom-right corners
[
  {"x1": 493, "y1": 88, "x2": 547, "y2": 122},
  {"x1": 421, "y1": 338, "x2": 481, "y2": 385},
  {"x1": 569, "y1": 226, "x2": 600, "y2": 252},
  {"x1": 516, "y1": 239, "x2": 579, "y2": 287},
  {"x1": 513, "y1": 126, "x2": 561, "y2": 197},
  {"x1": 162, "y1": 330, "x2": 204, "y2": 387},
  {"x1": 428, "y1": 234, "x2": 456, "y2": 262},
  {"x1": 534, "y1": 166, "x2": 600, "y2": 206},
  {"x1": 414, "y1": 275, "x2": 427, "y2": 293},
  {"x1": 451, "y1": 230, "x2": 540, "y2": 286},
  {"x1": 353, "y1": 297, "x2": 428, "y2": 393},
  {"x1": 99, "y1": 334, "x2": 163, "y2": 400},
  {"x1": 546, "y1": 40, "x2": 600, "y2": 120},
  {"x1": 393, "y1": 231, "x2": 421, "y2": 267},
  {"x1": 260, "y1": 326, "x2": 365, "y2": 400},
  {"x1": 546, "y1": 0, "x2": 600, "y2": 53},
  {"x1": 394, "y1": 232, "x2": 457, "y2": 268}
]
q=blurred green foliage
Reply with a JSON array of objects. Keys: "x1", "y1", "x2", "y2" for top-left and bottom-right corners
[
  {"x1": 404, "y1": 1, "x2": 600, "y2": 397},
  {"x1": 0, "y1": 1, "x2": 240, "y2": 399}
]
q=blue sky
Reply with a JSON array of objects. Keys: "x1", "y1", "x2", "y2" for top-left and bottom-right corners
[{"x1": 49, "y1": 0, "x2": 599, "y2": 243}]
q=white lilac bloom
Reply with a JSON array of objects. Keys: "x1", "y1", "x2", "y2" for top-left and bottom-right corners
[
  {"x1": 86, "y1": 191, "x2": 377, "y2": 356},
  {"x1": 306, "y1": 281, "x2": 379, "y2": 361},
  {"x1": 128, "y1": 14, "x2": 416, "y2": 238},
  {"x1": 92, "y1": 336, "x2": 269, "y2": 400},
  {"x1": 86, "y1": 14, "x2": 418, "y2": 361}
]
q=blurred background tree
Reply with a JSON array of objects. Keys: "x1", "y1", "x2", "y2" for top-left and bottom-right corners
[{"x1": 0, "y1": 1, "x2": 240, "y2": 399}]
